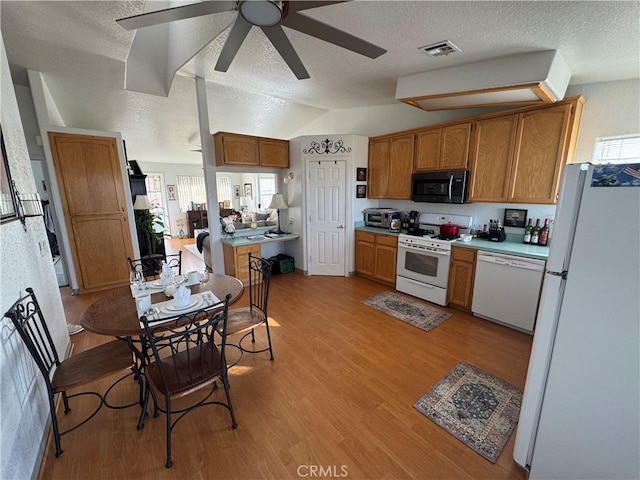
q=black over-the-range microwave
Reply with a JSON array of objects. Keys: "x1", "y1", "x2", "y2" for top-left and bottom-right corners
[{"x1": 411, "y1": 170, "x2": 469, "y2": 204}]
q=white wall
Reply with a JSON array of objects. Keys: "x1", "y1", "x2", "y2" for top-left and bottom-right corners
[
  {"x1": 1, "y1": 36, "x2": 69, "y2": 480},
  {"x1": 287, "y1": 134, "x2": 371, "y2": 274},
  {"x1": 566, "y1": 79, "x2": 640, "y2": 162}
]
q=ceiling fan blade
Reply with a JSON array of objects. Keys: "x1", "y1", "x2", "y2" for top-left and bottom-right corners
[
  {"x1": 117, "y1": 1, "x2": 237, "y2": 30},
  {"x1": 215, "y1": 16, "x2": 253, "y2": 72},
  {"x1": 286, "y1": 1, "x2": 348, "y2": 15},
  {"x1": 261, "y1": 25, "x2": 310, "y2": 80},
  {"x1": 281, "y1": 12, "x2": 386, "y2": 59}
]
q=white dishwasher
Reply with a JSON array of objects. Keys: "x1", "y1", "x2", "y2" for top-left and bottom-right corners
[{"x1": 471, "y1": 252, "x2": 546, "y2": 333}]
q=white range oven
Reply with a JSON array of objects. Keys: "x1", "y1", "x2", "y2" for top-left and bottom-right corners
[{"x1": 396, "y1": 213, "x2": 473, "y2": 306}]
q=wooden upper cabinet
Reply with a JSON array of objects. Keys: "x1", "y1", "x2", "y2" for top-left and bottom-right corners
[
  {"x1": 368, "y1": 137, "x2": 390, "y2": 198},
  {"x1": 415, "y1": 123, "x2": 471, "y2": 172},
  {"x1": 468, "y1": 97, "x2": 583, "y2": 204},
  {"x1": 258, "y1": 138, "x2": 289, "y2": 168},
  {"x1": 387, "y1": 133, "x2": 415, "y2": 199},
  {"x1": 415, "y1": 129, "x2": 441, "y2": 171},
  {"x1": 509, "y1": 103, "x2": 573, "y2": 203},
  {"x1": 441, "y1": 123, "x2": 471, "y2": 170},
  {"x1": 214, "y1": 132, "x2": 289, "y2": 167},
  {"x1": 368, "y1": 133, "x2": 414, "y2": 199},
  {"x1": 214, "y1": 132, "x2": 259, "y2": 166},
  {"x1": 468, "y1": 114, "x2": 519, "y2": 202}
]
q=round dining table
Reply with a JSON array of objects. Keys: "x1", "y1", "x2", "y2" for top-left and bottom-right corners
[{"x1": 81, "y1": 274, "x2": 244, "y2": 337}]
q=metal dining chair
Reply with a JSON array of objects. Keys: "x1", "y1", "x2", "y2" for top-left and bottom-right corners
[
  {"x1": 128, "y1": 251, "x2": 182, "y2": 279},
  {"x1": 225, "y1": 253, "x2": 274, "y2": 360},
  {"x1": 140, "y1": 293, "x2": 236, "y2": 468},
  {"x1": 4, "y1": 288, "x2": 135, "y2": 458}
]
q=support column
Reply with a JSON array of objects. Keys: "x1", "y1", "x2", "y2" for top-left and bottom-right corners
[{"x1": 195, "y1": 76, "x2": 225, "y2": 274}]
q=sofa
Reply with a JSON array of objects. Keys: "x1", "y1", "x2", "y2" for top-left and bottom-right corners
[{"x1": 197, "y1": 232, "x2": 213, "y2": 273}]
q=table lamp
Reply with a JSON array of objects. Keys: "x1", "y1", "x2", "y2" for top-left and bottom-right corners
[{"x1": 268, "y1": 193, "x2": 288, "y2": 234}]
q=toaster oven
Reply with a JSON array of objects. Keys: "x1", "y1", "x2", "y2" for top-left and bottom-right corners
[{"x1": 363, "y1": 208, "x2": 402, "y2": 228}]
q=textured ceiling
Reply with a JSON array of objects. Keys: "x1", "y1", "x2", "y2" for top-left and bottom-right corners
[{"x1": 2, "y1": 1, "x2": 639, "y2": 165}]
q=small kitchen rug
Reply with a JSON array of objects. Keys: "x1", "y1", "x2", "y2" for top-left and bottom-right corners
[
  {"x1": 361, "y1": 291, "x2": 451, "y2": 332},
  {"x1": 414, "y1": 362, "x2": 523, "y2": 463}
]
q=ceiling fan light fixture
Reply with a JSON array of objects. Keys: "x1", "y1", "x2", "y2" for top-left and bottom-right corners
[{"x1": 239, "y1": 0, "x2": 283, "y2": 27}]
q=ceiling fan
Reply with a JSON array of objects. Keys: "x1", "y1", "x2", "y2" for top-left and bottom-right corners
[{"x1": 117, "y1": 0, "x2": 386, "y2": 80}]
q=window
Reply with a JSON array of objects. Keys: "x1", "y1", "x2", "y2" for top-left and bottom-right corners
[
  {"x1": 592, "y1": 134, "x2": 640, "y2": 164},
  {"x1": 176, "y1": 175, "x2": 206, "y2": 212},
  {"x1": 216, "y1": 176, "x2": 232, "y2": 204},
  {"x1": 258, "y1": 174, "x2": 276, "y2": 210}
]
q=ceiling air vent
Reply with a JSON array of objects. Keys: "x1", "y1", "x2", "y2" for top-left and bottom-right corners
[{"x1": 419, "y1": 41, "x2": 461, "y2": 57}]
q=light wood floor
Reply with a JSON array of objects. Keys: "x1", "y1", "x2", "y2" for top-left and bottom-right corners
[{"x1": 49, "y1": 239, "x2": 532, "y2": 479}]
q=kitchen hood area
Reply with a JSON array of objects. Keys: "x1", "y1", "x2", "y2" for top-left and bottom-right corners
[{"x1": 395, "y1": 50, "x2": 571, "y2": 111}]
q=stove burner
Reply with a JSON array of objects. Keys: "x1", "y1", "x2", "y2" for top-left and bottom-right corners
[
  {"x1": 433, "y1": 234, "x2": 460, "y2": 241},
  {"x1": 406, "y1": 228, "x2": 434, "y2": 237}
]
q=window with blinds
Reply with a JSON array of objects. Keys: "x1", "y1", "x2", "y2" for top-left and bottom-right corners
[
  {"x1": 592, "y1": 134, "x2": 640, "y2": 164},
  {"x1": 176, "y1": 175, "x2": 206, "y2": 212},
  {"x1": 216, "y1": 176, "x2": 233, "y2": 204}
]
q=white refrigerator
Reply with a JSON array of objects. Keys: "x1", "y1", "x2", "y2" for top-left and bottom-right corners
[{"x1": 513, "y1": 163, "x2": 640, "y2": 479}]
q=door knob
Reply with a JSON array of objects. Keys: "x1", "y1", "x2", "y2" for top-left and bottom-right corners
[{"x1": 337, "y1": 225, "x2": 344, "y2": 229}]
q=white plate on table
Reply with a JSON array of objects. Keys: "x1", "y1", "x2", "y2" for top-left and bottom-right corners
[
  {"x1": 162, "y1": 297, "x2": 202, "y2": 313},
  {"x1": 151, "y1": 276, "x2": 186, "y2": 288}
]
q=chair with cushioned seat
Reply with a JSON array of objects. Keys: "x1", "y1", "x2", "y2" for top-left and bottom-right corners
[
  {"x1": 140, "y1": 293, "x2": 236, "y2": 468},
  {"x1": 226, "y1": 253, "x2": 274, "y2": 360},
  {"x1": 4, "y1": 288, "x2": 135, "y2": 458}
]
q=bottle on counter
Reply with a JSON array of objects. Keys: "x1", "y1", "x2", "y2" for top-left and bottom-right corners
[
  {"x1": 538, "y1": 218, "x2": 550, "y2": 246},
  {"x1": 531, "y1": 219, "x2": 541, "y2": 245},
  {"x1": 523, "y1": 218, "x2": 532, "y2": 244}
]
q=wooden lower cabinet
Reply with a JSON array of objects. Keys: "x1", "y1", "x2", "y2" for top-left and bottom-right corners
[
  {"x1": 355, "y1": 230, "x2": 397, "y2": 286},
  {"x1": 223, "y1": 243, "x2": 261, "y2": 284},
  {"x1": 448, "y1": 247, "x2": 477, "y2": 311}
]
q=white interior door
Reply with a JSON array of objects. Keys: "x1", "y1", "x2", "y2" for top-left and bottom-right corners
[{"x1": 308, "y1": 160, "x2": 346, "y2": 276}]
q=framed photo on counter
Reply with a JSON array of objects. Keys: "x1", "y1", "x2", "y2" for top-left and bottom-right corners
[{"x1": 503, "y1": 208, "x2": 528, "y2": 228}]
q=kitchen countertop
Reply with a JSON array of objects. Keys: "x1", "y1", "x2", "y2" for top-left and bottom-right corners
[
  {"x1": 355, "y1": 226, "x2": 401, "y2": 236},
  {"x1": 355, "y1": 225, "x2": 549, "y2": 260},
  {"x1": 221, "y1": 232, "x2": 299, "y2": 247},
  {"x1": 453, "y1": 238, "x2": 550, "y2": 260}
]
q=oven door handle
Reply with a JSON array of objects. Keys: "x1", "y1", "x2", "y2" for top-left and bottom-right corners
[
  {"x1": 399, "y1": 246, "x2": 451, "y2": 256},
  {"x1": 448, "y1": 174, "x2": 454, "y2": 201}
]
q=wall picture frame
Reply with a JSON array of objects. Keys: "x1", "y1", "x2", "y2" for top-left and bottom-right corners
[
  {"x1": 503, "y1": 208, "x2": 528, "y2": 228},
  {"x1": 244, "y1": 183, "x2": 253, "y2": 199},
  {"x1": 234, "y1": 184, "x2": 241, "y2": 198},
  {"x1": 356, "y1": 184, "x2": 367, "y2": 198},
  {"x1": 356, "y1": 167, "x2": 367, "y2": 182},
  {"x1": 167, "y1": 184, "x2": 176, "y2": 201}
]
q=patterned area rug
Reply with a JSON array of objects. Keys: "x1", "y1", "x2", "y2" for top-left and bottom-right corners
[
  {"x1": 414, "y1": 362, "x2": 523, "y2": 463},
  {"x1": 361, "y1": 291, "x2": 451, "y2": 332}
]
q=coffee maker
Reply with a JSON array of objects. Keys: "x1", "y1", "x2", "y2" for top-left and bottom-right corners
[{"x1": 407, "y1": 210, "x2": 420, "y2": 234}]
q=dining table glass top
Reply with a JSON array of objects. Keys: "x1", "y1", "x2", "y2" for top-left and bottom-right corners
[{"x1": 81, "y1": 274, "x2": 244, "y2": 337}]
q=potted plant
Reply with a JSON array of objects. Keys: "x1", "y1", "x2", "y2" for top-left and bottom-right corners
[{"x1": 135, "y1": 207, "x2": 167, "y2": 255}]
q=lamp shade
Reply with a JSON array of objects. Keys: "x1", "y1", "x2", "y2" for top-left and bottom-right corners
[
  {"x1": 268, "y1": 193, "x2": 288, "y2": 210},
  {"x1": 133, "y1": 194, "x2": 153, "y2": 210}
]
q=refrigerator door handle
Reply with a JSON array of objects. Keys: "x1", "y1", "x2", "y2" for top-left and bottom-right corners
[{"x1": 546, "y1": 270, "x2": 568, "y2": 279}]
